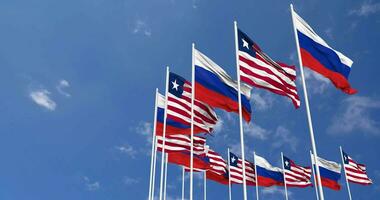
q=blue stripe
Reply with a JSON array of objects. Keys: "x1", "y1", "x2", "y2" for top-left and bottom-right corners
[
  {"x1": 157, "y1": 107, "x2": 190, "y2": 129},
  {"x1": 195, "y1": 66, "x2": 252, "y2": 113},
  {"x1": 256, "y1": 166, "x2": 284, "y2": 183},
  {"x1": 297, "y1": 31, "x2": 351, "y2": 79},
  {"x1": 319, "y1": 166, "x2": 341, "y2": 182}
]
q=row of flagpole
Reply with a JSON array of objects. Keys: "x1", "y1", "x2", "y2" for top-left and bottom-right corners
[{"x1": 146, "y1": 4, "x2": 358, "y2": 200}]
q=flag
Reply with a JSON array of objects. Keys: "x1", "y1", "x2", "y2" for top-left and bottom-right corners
[
  {"x1": 342, "y1": 150, "x2": 373, "y2": 185},
  {"x1": 312, "y1": 155, "x2": 342, "y2": 190},
  {"x1": 168, "y1": 151, "x2": 211, "y2": 170},
  {"x1": 156, "y1": 134, "x2": 206, "y2": 154},
  {"x1": 255, "y1": 154, "x2": 284, "y2": 187},
  {"x1": 194, "y1": 48, "x2": 252, "y2": 122},
  {"x1": 229, "y1": 152, "x2": 256, "y2": 185},
  {"x1": 292, "y1": 10, "x2": 357, "y2": 94},
  {"x1": 157, "y1": 73, "x2": 218, "y2": 135},
  {"x1": 237, "y1": 29, "x2": 300, "y2": 108},
  {"x1": 283, "y1": 155, "x2": 312, "y2": 187},
  {"x1": 206, "y1": 149, "x2": 229, "y2": 185}
]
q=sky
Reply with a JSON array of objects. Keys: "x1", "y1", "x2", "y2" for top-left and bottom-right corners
[{"x1": 0, "y1": 0, "x2": 380, "y2": 199}]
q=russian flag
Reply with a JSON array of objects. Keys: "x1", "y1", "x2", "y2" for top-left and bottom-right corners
[
  {"x1": 293, "y1": 10, "x2": 357, "y2": 94},
  {"x1": 254, "y1": 154, "x2": 284, "y2": 187},
  {"x1": 313, "y1": 155, "x2": 342, "y2": 190},
  {"x1": 194, "y1": 48, "x2": 252, "y2": 122},
  {"x1": 155, "y1": 92, "x2": 208, "y2": 135}
]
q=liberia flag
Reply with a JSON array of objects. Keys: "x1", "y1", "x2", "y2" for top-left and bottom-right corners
[
  {"x1": 206, "y1": 149, "x2": 229, "y2": 185},
  {"x1": 292, "y1": 9, "x2": 356, "y2": 94},
  {"x1": 168, "y1": 151, "x2": 211, "y2": 170},
  {"x1": 194, "y1": 48, "x2": 252, "y2": 122},
  {"x1": 156, "y1": 72, "x2": 218, "y2": 135},
  {"x1": 283, "y1": 155, "x2": 312, "y2": 187},
  {"x1": 342, "y1": 150, "x2": 373, "y2": 185},
  {"x1": 229, "y1": 152, "x2": 256, "y2": 185},
  {"x1": 156, "y1": 134, "x2": 206, "y2": 154},
  {"x1": 237, "y1": 29, "x2": 300, "y2": 108}
]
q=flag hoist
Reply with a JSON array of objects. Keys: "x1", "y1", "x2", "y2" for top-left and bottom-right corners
[{"x1": 290, "y1": 4, "x2": 325, "y2": 200}]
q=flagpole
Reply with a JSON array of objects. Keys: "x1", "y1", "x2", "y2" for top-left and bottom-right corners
[
  {"x1": 253, "y1": 152, "x2": 259, "y2": 200},
  {"x1": 290, "y1": 4, "x2": 324, "y2": 200},
  {"x1": 164, "y1": 153, "x2": 168, "y2": 200},
  {"x1": 190, "y1": 42, "x2": 196, "y2": 200},
  {"x1": 281, "y1": 152, "x2": 289, "y2": 200},
  {"x1": 310, "y1": 151, "x2": 320, "y2": 200},
  {"x1": 159, "y1": 66, "x2": 170, "y2": 200},
  {"x1": 228, "y1": 148, "x2": 232, "y2": 200},
  {"x1": 152, "y1": 136, "x2": 158, "y2": 200},
  {"x1": 340, "y1": 146, "x2": 352, "y2": 200},
  {"x1": 234, "y1": 20, "x2": 248, "y2": 200},
  {"x1": 148, "y1": 88, "x2": 159, "y2": 200},
  {"x1": 182, "y1": 167, "x2": 185, "y2": 200},
  {"x1": 204, "y1": 171, "x2": 207, "y2": 200}
]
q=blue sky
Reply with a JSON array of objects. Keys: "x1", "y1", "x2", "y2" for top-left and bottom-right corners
[{"x1": 1, "y1": 0, "x2": 380, "y2": 199}]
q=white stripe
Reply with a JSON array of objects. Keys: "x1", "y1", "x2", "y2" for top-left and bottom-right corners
[{"x1": 312, "y1": 155, "x2": 341, "y2": 174}]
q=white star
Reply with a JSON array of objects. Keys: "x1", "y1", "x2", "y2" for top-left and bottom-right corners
[
  {"x1": 285, "y1": 160, "x2": 289, "y2": 167},
  {"x1": 242, "y1": 39, "x2": 249, "y2": 49},
  {"x1": 172, "y1": 80, "x2": 179, "y2": 91},
  {"x1": 231, "y1": 156, "x2": 236, "y2": 163}
]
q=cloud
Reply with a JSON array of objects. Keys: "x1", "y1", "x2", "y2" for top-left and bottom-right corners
[
  {"x1": 324, "y1": 28, "x2": 333, "y2": 40},
  {"x1": 244, "y1": 123, "x2": 270, "y2": 140},
  {"x1": 271, "y1": 126, "x2": 298, "y2": 152},
  {"x1": 213, "y1": 117, "x2": 224, "y2": 134},
  {"x1": 302, "y1": 68, "x2": 330, "y2": 94},
  {"x1": 132, "y1": 19, "x2": 152, "y2": 37},
  {"x1": 349, "y1": 1, "x2": 380, "y2": 16},
  {"x1": 328, "y1": 96, "x2": 380, "y2": 135},
  {"x1": 123, "y1": 176, "x2": 139, "y2": 185},
  {"x1": 261, "y1": 186, "x2": 292, "y2": 198},
  {"x1": 83, "y1": 176, "x2": 100, "y2": 191},
  {"x1": 251, "y1": 92, "x2": 274, "y2": 111},
  {"x1": 29, "y1": 89, "x2": 57, "y2": 111},
  {"x1": 56, "y1": 79, "x2": 71, "y2": 97},
  {"x1": 136, "y1": 121, "x2": 153, "y2": 143},
  {"x1": 115, "y1": 144, "x2": 138, "y2": 158}
]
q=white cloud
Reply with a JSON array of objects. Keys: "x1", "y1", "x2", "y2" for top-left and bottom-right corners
[
  {"x1": 301, "y1": 68, "x2": 330, "y2": 94},
  {"x1": 123, "y1": 176, "x2": 139, "y2": 185},
  {"x1": 213, "y1": 117, "x2": 224, "y2": 134},
  {"x1": 349, "y1": 1, "x2": 380, "y2": 16},
  {"x1": 244, "y1": 123, "x2": 270, "y2": 140},
  {"x1": 328, "y1": 96, "x2": 380, "y2": 135},
  {"x1": 251, "y1": 92, "x2": 274, "y2": 111},
  {"x1": 56, "y1": 79, "x2": 71, "y2": 97},
  {"x1": 83, "y1": 176, "x2": 100, "y2": 191},
  {"x1": 324, "y1": 28, "x2": 333, "y2": 40},
  {"x1": 261, "y1": 186, "x2": 292, "y2": 198},
  {"x1": 115, "y1": 144, "x2": 137, "y2": 158},
  {"x1": 271, "y1": 126, "x2": 298, "y2": 152},
  {"x1": 132, "y1": 19, "x2": 152, "y2": 37},
  {"x1": 29, "y1": 89, "x2": 57, "y2": 111},
  {"x1": 136, "y1": 121, "x2": 153, "y2": 143}
]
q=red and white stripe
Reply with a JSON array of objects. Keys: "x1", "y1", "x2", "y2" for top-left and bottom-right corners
[
  {"x1": 238, "y1": 45, "x2": 301, "y2": 108},
  {"x1": 284, "y1": 162, "x2": 312, "y2": 187},
  {"x1": 156, "y1": 134, "x2": 206, "y2": 155},
  {"x1": 344, "y1": 156, "x2": 373, "y2": 185},
  {"x1": 184, "y1": 149, "x2": 228, "y2": 174},
  {"x1": 167, "y1": 80, "x2": 218, "y2": 133},
  {"x1": 229, "y1": 158, "x2": 256, "y2": 185}
]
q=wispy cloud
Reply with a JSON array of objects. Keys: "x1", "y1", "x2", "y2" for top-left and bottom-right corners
[
  {"x1": 56, "y1": 79, "x2": 71, "y2": 97},
  {"x1": 244, "y1": 123, "x2": 270, "y2": 140},
  {"x1": 115, "y1": 144, "x2": 137, "y2": 158},
  {"x1": 302, "y1": 68, "x2": 330, "y2": 94},
  {"x1": 328, "y1": 96, "x2": 380, "y2": 135},
  {"x1": 123, "y1": 176, "x2": 139, "y2": 185},
  {"x1": 261, "y1": 186, "x2": 292, "y2": 198},
  {"x1": 132, "y1": 19, "x2": 152, "y2": 37},
  {"x1": 29, "y1": 89, "x2": 57, "y2": 111},
  {"x1": 136, "y1": 121, "x2": 153, "y2": 143},
  {"x1": 272, "y1": 126, "x2": 298, "y2": 152},
  {"x1": 251, "y1": 92, "x2": 274, "y2": 111},
  {"x1": 83, "y1": 176, "x2": 100, "y2": 191},
  {"x1": 349, "y1": 1, "x2": 380, "y2": 16}
]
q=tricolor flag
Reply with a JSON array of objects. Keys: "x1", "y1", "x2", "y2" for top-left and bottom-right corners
[
  {"x1": 237, "y1": 29, "x2": 300, "y2": 108},
  {"x1": 229, "y1": 152, "x2": 256, "y2": 185},
  {"x1": 283, "y1": 155, "x2": 312, "y2": 187},
  {"x1": 312, "y1": 155, "x2": 342, "y2": 190},
  {"x1": 254, "y1": 154, "x2": 284, "y2": 187},
  {"x1": 342, "y1": 150, "x2": 373, "y2": 185},
  {"x1": 292, "y1": 10, "x2": 357, "y2": 94},
  {"x1": 194, "y1": 48, "x2": 252, "y2": 122},
  {"x1": 156, "y1": 72, "x2": 218, "y2": 135}
]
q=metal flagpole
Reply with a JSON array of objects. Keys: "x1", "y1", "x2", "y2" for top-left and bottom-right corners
[
  {"x1": 152, "y1": 136, "x2": 158, "y2": 200},
  {"x1": 148, "y1": 88, "x2": 159, "y2": 200},
  {"x1": 281, "y1": 152, "x2": 289, "y2": 200},
  {"x1": 159, "y1": 67, "x2": 170, "y2": 200},
  {"x1": 340, "y1": 146, "x2": 353, "y2": 200},
  {"x1": 204, "y1": 171, "x2": 207, "y2": 200},
  {"x1": 182, "y1": 167, "x2": 185, "y2": 200},
  {"x1": 254, "y1": 152, "x2": 259, "y2": 200},
  {"x1": 228, "y1": 148, "x2": 232, "y2": 200},
  {"x1": 290, "y1": 4, "x2": 324, "y2": 200},
  {"x1": 310, "y1": 151, "x2": 320, "y2": 200},
  {"x1": 164, "y1": 153, "x2": 168, "y2": 200},
  {"x1": 233, "y1": 20, "x2": 248, "y2": 200},
  {"x1": 190, "y1": 43, "x2": 196, "y2": 200}
]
